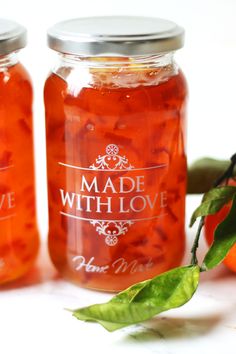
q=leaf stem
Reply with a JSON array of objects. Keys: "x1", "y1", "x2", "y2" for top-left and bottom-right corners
[
  {"x1": 190, "y1": 217, "x2": 205, "y2": 265},
  {"x1": 190, "y1": 153, "x2": 236, "y2": 266}
]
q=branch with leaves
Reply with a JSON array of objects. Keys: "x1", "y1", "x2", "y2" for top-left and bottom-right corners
[{"x1": 70, "y1": 154, "x2": 236, "y2": 332}]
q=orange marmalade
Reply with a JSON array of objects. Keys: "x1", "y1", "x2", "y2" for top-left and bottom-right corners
[
  {"x1": 0, "y1": 20, "x2": 39, "y2": 284},
  {"x1": 45, "y1": 17, "x2": 187, "y2": 291}
]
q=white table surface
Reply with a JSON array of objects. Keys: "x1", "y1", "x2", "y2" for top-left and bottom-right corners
[{"x1": 1, "y1": 196, "x2": 236, "y2": 354}]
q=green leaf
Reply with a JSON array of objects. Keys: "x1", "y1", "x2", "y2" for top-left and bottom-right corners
[
  {"x1": 202, "y1": 194, "x2": 236, "y2": 270},
  {"x1": 190, "y1": 186, "x2": 236, "y2": 227},
  {"x1": 72, "y1": 265, "x2": 200, "y2": 332},
  {"x1": 187, "y1": 158, "x2": 234, "y2": 194}
]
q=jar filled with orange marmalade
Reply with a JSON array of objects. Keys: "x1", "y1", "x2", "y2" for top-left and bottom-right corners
[
  {"x1": 45, "y1": 16, "x2": 188, "y2": 291},
  {"x1": 0, "y1": 19, "x2": 39, "y2": 284}
]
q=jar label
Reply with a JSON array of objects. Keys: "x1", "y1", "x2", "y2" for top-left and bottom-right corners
[{"x1": 58, "y1": 144, "x2": 168, "y2": 246}]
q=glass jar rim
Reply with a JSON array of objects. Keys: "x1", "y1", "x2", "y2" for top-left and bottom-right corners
[{"x1": 47, "y1": 16, "x2": 184, "y2": 57}]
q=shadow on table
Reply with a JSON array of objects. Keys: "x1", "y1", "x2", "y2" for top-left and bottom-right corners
[
  {"x1": 0, "y1": 244, "x2": 60, "y2": 291},
  {"x1": 122, "y1": 313, "x2": 223, "y2": 343},
  {"x1": 200, "y1": 264, "x2": 236, "y2": 282}
]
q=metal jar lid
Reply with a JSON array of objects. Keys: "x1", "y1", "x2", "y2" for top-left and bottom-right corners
[
  {"x1": 47, "y1": 16, "x2": 184, "y2": 56},
  {"x1": 0, "y1": 19, "x2": 27, "y2": 55}
]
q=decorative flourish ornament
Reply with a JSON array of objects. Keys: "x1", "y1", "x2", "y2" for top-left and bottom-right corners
[
  {"x1": 89, "y1": 220, "x2": 134, "y2": 246},
  {"x1": 90, "y1": 144, "x2": 134, "y2": 170}
]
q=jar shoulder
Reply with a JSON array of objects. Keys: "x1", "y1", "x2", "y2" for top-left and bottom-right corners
[
  {"x1": 177, "y1": 67, "x2": 188, "y2": 95},
  {"x1": 1, "y1": 61, "x2": 32, "y2": 82},
  {"x1": 0, "y1": 62, "x2": 33, "y2": 99}
]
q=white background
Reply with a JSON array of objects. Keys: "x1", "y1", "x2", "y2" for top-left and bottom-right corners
[
  {"x1": 1, "y1": 0, "x2": 236, "y2": 237},
  {"x1": 1, "y1": 2, "x2": 236, "y2": 353}
]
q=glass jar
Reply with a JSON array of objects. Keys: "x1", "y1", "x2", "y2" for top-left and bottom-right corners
[
  {"x1": 44, "y1": 16, "x2": 188, "y2": 291},
  {"x1": 0, "y1": 19, "x2": 39, "y2": 284}
]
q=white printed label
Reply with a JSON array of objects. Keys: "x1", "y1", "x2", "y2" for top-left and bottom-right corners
[
  {"x1": 0, "y1": 164, "x2": 16, "y2": 221},
  {"x1": 72, "y1": 255, "x2": 154, "y2": 275},
  {"x1": 59, "y1": 144, "x2": 168, "y2": 246}
]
